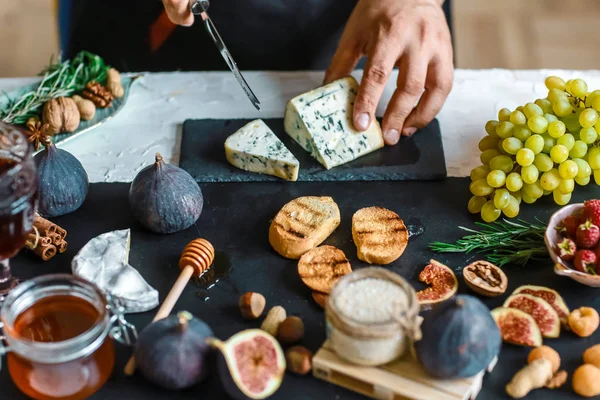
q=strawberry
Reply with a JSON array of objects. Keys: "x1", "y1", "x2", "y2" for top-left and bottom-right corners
[
  {"x1": 584, "y1": 200, "x2": 600, "y2": 226},
  {"x1": 574, "y1": 250, "x2": 597, "y2": 273},
  {"x1": 576, "y1": 220, "x2": 600, "y2": 249},
  {"x1": 563, "y1": 214, "x2": 583, "y2": 239},
  {"x1": 556, "y1": 238, "x2": 577, "y2": 261}
]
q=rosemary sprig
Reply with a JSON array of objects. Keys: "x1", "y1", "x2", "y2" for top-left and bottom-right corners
[
  {"x1": 429, "y1": 218, "x2": 548, "y2": 267},
  {"x1": 0, "y1": 51, "x2": 109, "y2": 125}
]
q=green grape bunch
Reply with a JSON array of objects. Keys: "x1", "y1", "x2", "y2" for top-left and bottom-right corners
[{"x1": 470, "y1": 76, "x2": 600, "y2": 222}]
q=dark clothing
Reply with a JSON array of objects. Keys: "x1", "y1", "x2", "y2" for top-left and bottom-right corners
[{"x1": 64, "y1": 0, "x2": 452, "y2": 72}]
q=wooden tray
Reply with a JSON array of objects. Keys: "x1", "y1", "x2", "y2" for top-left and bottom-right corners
[{"x1": 312, "y1": 341, "x2": 497, "y2": 400}]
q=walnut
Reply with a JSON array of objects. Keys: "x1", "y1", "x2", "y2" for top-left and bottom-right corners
[
  {"x1": 81, "y1": 81, "x2": 114, "y2": 108},
  {"x1": 463, "y1": 260, "x2": 508, "y2": 297},
  {"x1": 42, "y1": 97, "x2": 81, "y2": 134}
]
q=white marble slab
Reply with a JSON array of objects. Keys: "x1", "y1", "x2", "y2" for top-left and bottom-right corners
[{"x1": 3, "y1": 69, "x2": 600, "y2": 182}]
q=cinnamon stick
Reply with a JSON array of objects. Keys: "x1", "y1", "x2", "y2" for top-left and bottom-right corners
[
  {"x1": 57, "y1": 240, "x2": 67, "y2": 253},
  {"x1": 25, "y1": 233, "x2": 52, "y2": 249},
  {"x1": 33, "y1": 214, "x2": 67, "y2": 240},
  {"x1": 33, "y1": 244, "x2": 57, "y2": 261}
]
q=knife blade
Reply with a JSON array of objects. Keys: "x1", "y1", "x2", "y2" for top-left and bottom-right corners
[{"x1": 190, "y1": 0, "x2": 261, "y2": 110}]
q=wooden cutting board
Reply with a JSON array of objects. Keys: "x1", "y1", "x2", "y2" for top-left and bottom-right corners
[{"x1": 312, "y1": 340, "x2": 497, "y2": 400}]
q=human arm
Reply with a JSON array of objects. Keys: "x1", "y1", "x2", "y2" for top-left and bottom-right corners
[{"x1": 324, "y1": 0, "x2": 453, "y2": 145}]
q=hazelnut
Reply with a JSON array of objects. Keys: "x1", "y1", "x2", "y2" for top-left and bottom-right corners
[
  {"x1": 285, "y1": 346, "x2": 313, "y2": 375},
  {"x1": 260, "y1": 306, "x2": 286, "y2": 337},
  {"x1": 277, "y1": 316, "x2": 304, "y2": 344},
  {"x1": 569, "y1": 307, "x2": 600, "y2": 337},
  {"x1": 239, "y1": 292, "x2": 266, "y2": 320}
]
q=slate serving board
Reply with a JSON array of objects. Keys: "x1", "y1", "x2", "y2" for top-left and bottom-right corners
[
  {"x1": 179, "y1": 118, "x2": 446, "y2": 182},
  {"x1": 6, "y1": 179, "x2": 600, "y2": 400}
]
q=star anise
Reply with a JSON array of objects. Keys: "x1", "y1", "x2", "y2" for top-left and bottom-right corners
[{"x1": 26, "y1": 116, "x2": 52, "y2": 151}]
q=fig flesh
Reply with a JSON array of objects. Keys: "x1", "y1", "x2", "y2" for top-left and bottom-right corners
[
  {"x1": 512, "y1": 285, "x2": 570, "y2": 326},
  {"x1": 210, "y1": 329, "x2": 285, "y2": 399},
  {"x1": 491, "y1": 307, "x2": 542, "y2": 347},
  {"x1": 415, "y1": 259, "x2": 458, "y2": 305},
  {"x1": 129, "y1": 152, "x2": 203, "y2": 234},
  {"x1": 503, "y1": 294, "x2": 560, "y2": 338},
  {"x1": 134, "y1": 311, "x2": 214, "y2": 390}
]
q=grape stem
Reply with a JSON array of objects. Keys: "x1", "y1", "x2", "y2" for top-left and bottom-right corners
[{"x1": 429, "y1": 218, "x2": 548, "y2": 267}]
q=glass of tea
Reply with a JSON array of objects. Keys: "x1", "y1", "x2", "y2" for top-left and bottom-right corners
[{"x1": 0, "y1": 122, "x2": 38, "y2": 297}]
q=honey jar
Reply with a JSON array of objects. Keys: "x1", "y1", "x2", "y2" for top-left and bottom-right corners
[
  {"x1": 0, "y1": 274, "x2": 137, "y2": 400},
  {"x1": 325, "y1": 267, "x2": 422, "y2": 366}
]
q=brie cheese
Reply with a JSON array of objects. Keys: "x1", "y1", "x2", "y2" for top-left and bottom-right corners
[
  {"x1": 283, "y1": 76, "x2": 384, "y2": 169},
  {"x1": 225, "y1": 119, "x2": 300, "y2": 181},
  {"x1": 71, "y1": 229, "x2": 159, "y2": 313}
]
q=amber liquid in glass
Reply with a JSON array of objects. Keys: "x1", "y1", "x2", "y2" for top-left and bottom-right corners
[
  {"x1": 0, "y1": 158, "x2": 36, "y2": 260},
  {"x1": 7, "y1": 295, "x2": 115, "y2": 400}
]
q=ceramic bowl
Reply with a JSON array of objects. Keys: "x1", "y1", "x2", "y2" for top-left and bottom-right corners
[{"x1": 544, "y1": 202, "x2": 600, "y2": 287}]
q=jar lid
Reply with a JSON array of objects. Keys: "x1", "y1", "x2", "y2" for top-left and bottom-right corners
[{"x1": 325, "y1": 267, "x2": 421, "y2": 340}]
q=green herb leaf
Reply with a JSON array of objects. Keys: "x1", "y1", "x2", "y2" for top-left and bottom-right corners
[
  {"x1": 0, "y1": 51, "x2": 110, "y2": 125},
  {"x1": 428, "y1": 218, "x2": 548, "y2": 267}
]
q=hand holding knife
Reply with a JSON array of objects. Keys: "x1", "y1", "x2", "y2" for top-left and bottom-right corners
[{"x1": 189, "y1": 0, "x2": 261, "y2": 110}]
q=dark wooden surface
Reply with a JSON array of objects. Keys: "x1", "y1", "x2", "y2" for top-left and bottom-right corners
[
  {"x1": 179, "y1": 118, "x2": 446, "y2": 182},
  {"x1": 4, "y1": 179, "x2": 600, "y2": 399}
]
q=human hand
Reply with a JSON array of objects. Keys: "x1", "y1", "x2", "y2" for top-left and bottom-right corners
[
  {"x1": 324, "y1": 0, "x2": 453, "y2": 145},
  {"x1": 162, "y1": 0, "x2": 194, "y2": 26}
]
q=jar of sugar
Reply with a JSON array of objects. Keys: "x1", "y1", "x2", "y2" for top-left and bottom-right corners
[{"x1": 325, "y1": 267, "x2": 421, "y2": 366}]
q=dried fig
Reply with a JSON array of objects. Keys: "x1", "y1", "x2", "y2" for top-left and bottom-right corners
[
  {"x1": 569, "y1": 307, "x2": 600, "y2": 337},
  {"x1": 463, "y1": 260, "x2": 507, "y2": 297}
]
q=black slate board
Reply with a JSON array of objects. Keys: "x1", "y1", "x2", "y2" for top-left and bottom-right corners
[
  {"x1": 6, "y1": 179, "x2": 600, "y2": 400},
  {"x1": 179, "y1": 118, "x2": 446, "y2": 182}
]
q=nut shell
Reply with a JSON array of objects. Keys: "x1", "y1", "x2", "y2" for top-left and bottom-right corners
[
  {"x1": 239, "y1": 292, "x2": 266, "y2": 320},
  {"x1": 285, "y1": 346, "x2": 313, "y2": 375},
  {"x1": 463, "y1": 260, "x2": 507, "y2": 297},
  {"x1": 42, "y1": 97, "x2": 80, "y2": 134},
  {"x1": 260, "y1": 306, "x2": 287, "y2": 337},
  {"x1": 277, "y1": 316, "x2": 304, "y2": 344}
]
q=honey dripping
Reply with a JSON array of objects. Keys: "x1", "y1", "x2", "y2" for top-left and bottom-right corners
[
  {"x1": 194, "y1": 251, "x2": 235, "y2": 300},
  {"x1": 7, "y1": 295, "x2": 115, "y2": 400}
]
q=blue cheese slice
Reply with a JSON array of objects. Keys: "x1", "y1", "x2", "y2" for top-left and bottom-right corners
[
  {"x1": 225, "y1": 119, "x2": 300, "y2": 181},
  {"x1": 283, "y1": 76, "x2": 384, "y2": 169}
]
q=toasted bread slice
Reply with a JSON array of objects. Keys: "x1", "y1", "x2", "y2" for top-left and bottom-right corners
[
  {"x1": 352, "y1": 206, "x2": 408, "y2": 264},
  {"x1": 269, "y1": 196, "x2": 340, "y2": 259},
  {"x1": 297, "y1": 245, "x2": 352, "y2": 293}
]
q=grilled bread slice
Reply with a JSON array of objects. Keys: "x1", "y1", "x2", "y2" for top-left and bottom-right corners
[
  {"x1": 352, "y1": 206, "x2": 408, "y2": 264},
  {"x1": 269, "y1": 196, "x2": 341, "y2": 259},
  {"x1": 297, "y1": 245, "x2": 352, "y2": 293}
]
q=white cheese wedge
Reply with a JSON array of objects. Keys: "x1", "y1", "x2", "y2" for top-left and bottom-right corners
[
  {"x1": 71, "y1": 229, "x2": 159, "y2": 313},
  {"x1": 284, "y1": 76, "x2": 384, "y2": 170},
  {"x1": 225, "y1": 119, "x2": 300, "y2": 181}
]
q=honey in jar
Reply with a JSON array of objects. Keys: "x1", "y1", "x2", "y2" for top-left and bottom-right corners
[{"x1": 0, "y1": 274, "x2": 134, "y2": 400}]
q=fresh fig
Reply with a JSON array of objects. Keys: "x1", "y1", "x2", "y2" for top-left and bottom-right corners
[
  {"x1": 415, "y1": 259, "x2": 458, "y2": 305},
  {"x1": 491, "y1": 307, "x2": 543, "y2": 347},
  {"x1": 128, "y1": 152, "x2": 203, "y2": 234},
  {"x1": 512, "y1": 285, "x2": 570, "y2": 326},
  {"x1": 209, "y1": 329, "x2": 285, "y2": 400},
  {"x1": 415, "y1": 295, "x2": 501, "y2": 379},
  {"x1": 34, "y1": 135, "x2": 88, "y2": 217},
  {"x1": 134, "y1": 311, "x2": 214, "y2": 390},
  {"x1": 503, "y1": 294, "x2": 561, "y2": 338}
]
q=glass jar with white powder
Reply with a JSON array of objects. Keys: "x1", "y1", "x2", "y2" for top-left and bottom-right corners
[{"x1": 325, "y1": 267, "x2": 421, "y2": 366}]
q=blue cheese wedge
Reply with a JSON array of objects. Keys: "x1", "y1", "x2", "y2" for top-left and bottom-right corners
[
  {"x1": 225, "y1": 119, "x2": 300, "y2": 181},
  {"x1": 71, "y1": 229, "x2": 159, "y2": 313},
  {"x1": 283, "y1": 76, "x2": 384, "y2": 169}
]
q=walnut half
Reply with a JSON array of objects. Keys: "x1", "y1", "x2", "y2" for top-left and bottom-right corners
[
  {"x1": 463, "y1": 260, "x2": 508, "y2": 297},
  {"x1": 81, "y1": 81, "x2": 114, "y2": 108}
]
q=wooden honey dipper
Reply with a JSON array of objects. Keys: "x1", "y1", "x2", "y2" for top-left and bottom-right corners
[{"x1": 124, "y1": 238, "x2": 214, "y2": 376}]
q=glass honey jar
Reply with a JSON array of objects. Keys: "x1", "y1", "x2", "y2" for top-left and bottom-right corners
[{"x1": 0, "y1": 274, "x2": 137, "y2": 400}]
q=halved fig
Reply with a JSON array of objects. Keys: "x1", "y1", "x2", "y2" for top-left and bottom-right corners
[
  {"x1": 416, "y1": 259, "x2": 458, "y2": 305},
  {"x1": 491, "y1": 307, "x2": 543, "y2": 347},
  {"x1": 503, "y1": 294, "x2": 560, "y2": 338},
  {"x1": 209, "y1": 329, "x2": 286, "y2": 399},
  {"x1": 512, "y1": 285, "x2": 570, "y2": 326}
]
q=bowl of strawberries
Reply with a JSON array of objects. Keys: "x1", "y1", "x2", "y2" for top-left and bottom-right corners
[{"x1": 545, "y1": 200, "x2": 600, "y2": 287}]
